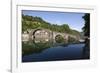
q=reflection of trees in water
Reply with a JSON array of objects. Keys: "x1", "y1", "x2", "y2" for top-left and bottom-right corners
[
  {"x1": 82, "y1": 38, "x2": 90, "y2": 59},
  {"x1": 22, "y1": 38, "x2": 68, "y2": 56},
  {"x1": 22, "y1": 40, "x2": 52, "y2": 56}
]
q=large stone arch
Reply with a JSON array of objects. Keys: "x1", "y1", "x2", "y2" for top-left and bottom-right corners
[{"x1": 28, "y1": 28, "x2": 52, "y2": 41}]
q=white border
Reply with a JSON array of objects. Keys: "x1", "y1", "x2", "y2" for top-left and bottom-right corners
[{"x1": 12, "y1": 3, "x2": 97, "y2": 73}]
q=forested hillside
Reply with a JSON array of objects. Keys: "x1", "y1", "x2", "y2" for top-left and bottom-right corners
[{"x1": 22, "y1": 14, "x2": 80, "y2": 36}]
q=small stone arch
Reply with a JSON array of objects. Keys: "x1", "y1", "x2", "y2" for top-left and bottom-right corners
[
  {"x1": 55, "y1": 34, "x2": 64, "y2": 43},
  {"x1": 52, "y1": 32, "x2": 69, "y2": 43}
]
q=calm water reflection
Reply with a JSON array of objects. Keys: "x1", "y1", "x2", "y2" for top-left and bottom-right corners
[{"x1": 22, "y1": 39, "x2": 90, "y2": 62}]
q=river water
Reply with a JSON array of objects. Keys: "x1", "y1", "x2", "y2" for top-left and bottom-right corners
[{"x1": 22, "y1": 42, "x2": 90, "y2": 62}]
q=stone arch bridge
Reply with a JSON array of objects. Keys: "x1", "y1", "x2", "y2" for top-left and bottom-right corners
[{"x1": 22, "y1": 28, "x2": 79, "y2": 43}]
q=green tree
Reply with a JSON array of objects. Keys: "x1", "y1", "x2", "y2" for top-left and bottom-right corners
[{"x1": 82, "y1": 13, "x2": 90, "y2": 37}]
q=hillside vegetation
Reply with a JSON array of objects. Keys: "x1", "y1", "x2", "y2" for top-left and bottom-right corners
[{"x1": 22, "y1": 14, "x2": 80, "y2": 36}]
